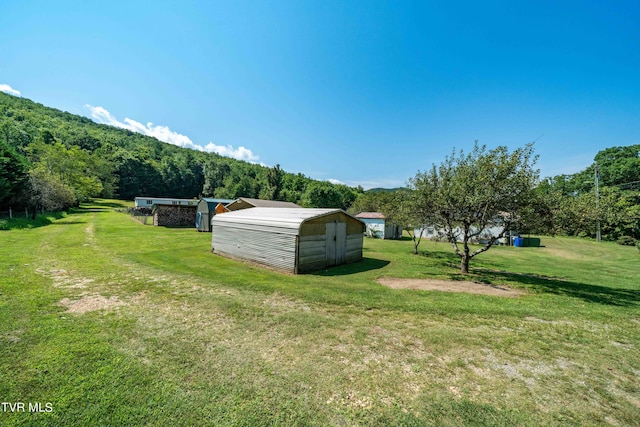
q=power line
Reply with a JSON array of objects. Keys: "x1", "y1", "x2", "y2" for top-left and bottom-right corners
[{"x1": 619, "y1": 180, "x2": 640, "y2": 190}]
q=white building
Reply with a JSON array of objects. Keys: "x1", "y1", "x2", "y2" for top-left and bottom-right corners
[
  {"x1": 134, "y1": 197, "x2": 198, "y2": 208},
  {"x1": 355, "y1": 212, "x2": 402, "y2": 239}
]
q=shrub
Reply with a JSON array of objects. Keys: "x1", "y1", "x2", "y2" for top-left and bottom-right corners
[{"x1": 617, "y1": 236, "x2": 637, "y2": 246}]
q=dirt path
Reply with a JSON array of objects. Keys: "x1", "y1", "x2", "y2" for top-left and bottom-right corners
[{"x1": 377, "y1": 277, "x2": 526, "y2": 298}]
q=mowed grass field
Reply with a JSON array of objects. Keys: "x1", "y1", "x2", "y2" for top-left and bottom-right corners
[{"x1": 1, "y1": 200, "x2": 639, "y2": 426}]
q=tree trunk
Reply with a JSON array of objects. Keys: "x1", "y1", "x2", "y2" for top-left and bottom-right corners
[
  {"x1": 460, "y1": 226, "x2": 471, "y2": 273},
  {"x1": 460, "y1": 254, "x2": 470, "y2": 274},
  {"x1": 409, "y1": 229, "x2": 422, "y2": 254}
]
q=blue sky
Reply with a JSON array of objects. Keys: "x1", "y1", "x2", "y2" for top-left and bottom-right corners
[{"x1": 2, "y1": 0, "x2": 639, "y2": 189}]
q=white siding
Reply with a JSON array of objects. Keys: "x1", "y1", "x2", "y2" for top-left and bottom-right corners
[{"x1": 135, "y1": 197, "x2": 197, "y2": 208}]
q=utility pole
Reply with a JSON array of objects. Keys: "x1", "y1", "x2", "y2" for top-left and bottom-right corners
[{"x1": 595, "y1": 162, "x2": 601, "y2": 242}]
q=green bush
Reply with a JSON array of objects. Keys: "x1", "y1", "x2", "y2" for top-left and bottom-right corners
[{"x1": 617, "y1": 236, "x2": 637, "y2": 246}]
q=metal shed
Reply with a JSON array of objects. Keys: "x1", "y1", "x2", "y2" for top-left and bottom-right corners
[
  {"x1": 355, "y1": 212, "x2": 402, "y2": 239},
  {"x1": 211, "y1": 208, "x2": 365, "y2": 273},
  {"x1": 195, "y1": 198, "x2": 234, "y2": 232}
]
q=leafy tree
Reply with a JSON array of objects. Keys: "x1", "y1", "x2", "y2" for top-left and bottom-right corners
[
  {"x1": 261, "y1": 164, "x2": 285, "y2": 200},
  {"x1": 0, "y1": 139, "x2": 29, "y2": 206},
  {"x1": 384, "y1": 190, "x2": 431, "y2": 254},
  {"x1": 179, "y1": 151, "x2": 204, "y2": 198},
  {"x1": 334, "y1": 184, "x2": 358, "y2": 210},
  {"x1": 113, "y1": 152, "x2": 160, "y2": 199},
  {"x1": 27, "y1": 141, "x2": 103, "y2": 203},
  {"x1": 410, "y1": 142, "x2": 539, "y2": 273},
  {"x1": 1, "y1": 120, "x2": 32, "y2": 150},
  {"x1": 302, "y1": 182, "x2": 357, "y2": 209},
  {"x1": 159, "y1": 156, "x2": 182, "y2": 196},
  {"x1": 280, "y1": 173, "x2": 309, "y2": 204},
  {"x1": 202, "y1": 160, "x2": 231, "y2": 197},
  {"x1": 348, "y1": 191, "x2": 391, "y2": 215},
  {"x1": 598, "y1": 187, "x2": 640, "y2": 241},
  {"x1": 594, "y1": 145, "x2": 640, "y2": 187},
  {"x1": 302, "y1": 182, "x2": 340, "y2": 208},
  {"x1": 25, "y1": 167, "x2": 76, "y2": 215}
]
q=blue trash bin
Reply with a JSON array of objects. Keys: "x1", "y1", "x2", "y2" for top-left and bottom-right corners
[{"x1": 514, "y1": 237, "x2": 524, "y2": 247}]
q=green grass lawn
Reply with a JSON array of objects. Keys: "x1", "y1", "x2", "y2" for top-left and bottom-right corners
[{"x1": 1, "y1": 200, "x2": 639, "y2": 426}]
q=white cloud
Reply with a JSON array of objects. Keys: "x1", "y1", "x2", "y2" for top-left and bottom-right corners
[
  {"x1": 203, "y1": 142, "x2": 260, "y2": 163},
  {"x1": 85, "y1": 104, "x2": 260, "y2": 162},
  {"x1": 0, "y1": 84, "x2": 21, "y2": 96},
  {"x1": 327, "y1": 178, "x2": 345, "y2": 185}
]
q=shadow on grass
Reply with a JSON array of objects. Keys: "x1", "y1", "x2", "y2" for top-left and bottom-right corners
[
  {"x1": 49, "y1": 221, "x2": 88, "y2": 225},
  {"x1": 89, "y1": 200, "x2": 129, "y2": 209},
  {"x1": 75, "y1": 200, "x2": 129, "y2": 213},
  {"x1": 0, "y1": 201, "x2": 129, "y2": 230},
  {"x1": 310, "y1": 257, "x2": 391, "y2": 276},
  {"x1": 420, "y1": 249, "x2": 460, "y2": 269},
  {"x1": 0, "y1": 211, "x2": 68, "y2": 230},
  {"x1": 474, "y1": 268, "x2": 640, "y2": 307}
]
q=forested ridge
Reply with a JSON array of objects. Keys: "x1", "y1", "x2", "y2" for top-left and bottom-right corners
[{"x1": 0, "y1": 91, "x2": 360, "y2": 214}]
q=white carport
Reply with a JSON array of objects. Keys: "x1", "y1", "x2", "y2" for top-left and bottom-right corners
[{"x1": 211, "y1": 208, "x2": 365, "y2": 273}]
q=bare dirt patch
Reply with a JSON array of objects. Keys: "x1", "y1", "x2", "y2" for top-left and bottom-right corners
[
  {"x1": 59, "y1": 294, "x2": 126, "y2": 314},
  {"x1": 377, "y1": 277, "x2": 526, "y2": 298},
  {"x1": 36, "y1": 267, "x2": 94, "y2": 289}
]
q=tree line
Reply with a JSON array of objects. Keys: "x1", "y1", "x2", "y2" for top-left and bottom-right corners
[{"x1": 0, "y1": 92, "x2": 360, "y2": 216}]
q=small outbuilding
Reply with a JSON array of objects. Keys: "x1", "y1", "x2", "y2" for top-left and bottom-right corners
[
  {"x1": 225, "y1": 197, "x2": 302, "y2": 211},
  {"x1": 195, "y1": 198, "x2": 234, "y2": 232},
  {"x1": 355, "y1": 212, "x2": 402, "y2": 239},
  {"x1": 211, "y1": 207, "x2": 365, "y2": 273}
]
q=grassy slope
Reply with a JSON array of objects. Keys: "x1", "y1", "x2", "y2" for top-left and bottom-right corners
[{"x1": 1, "y1": 200, "x2": 639, "y2": 426}]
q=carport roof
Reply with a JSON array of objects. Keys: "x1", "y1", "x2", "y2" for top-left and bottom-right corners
[{"x1": 211, "y1": 207, "x2": 362, "y2": 234}]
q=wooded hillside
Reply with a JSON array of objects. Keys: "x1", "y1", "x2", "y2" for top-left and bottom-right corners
[{"x1": 0, "y1": 92, "x2": 360, "y2": 213}]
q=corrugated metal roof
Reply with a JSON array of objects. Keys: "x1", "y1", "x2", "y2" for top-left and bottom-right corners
[
  {"x1": 227, "y1": 198, "x2": 302, "y2": 209},
  {"x1": 212, "y1": 207, "x2": 359, "y2": 235},
  {"x1": 356, "y1": 212, "x2": 386, "y2": 219},
  {"x1": 202, "y1": 198, "x2": 234, "y2": 204}
]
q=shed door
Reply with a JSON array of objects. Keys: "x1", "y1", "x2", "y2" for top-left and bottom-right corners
[
  {"x1": 202, "y1": 212, "x2": 210, "y2": 231},
  {"x1": 325, "y1": 222, "x2": 347, "y2": 266}
]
